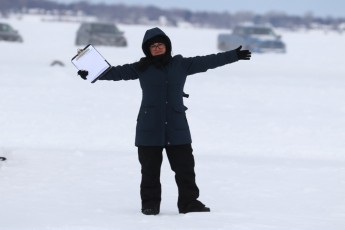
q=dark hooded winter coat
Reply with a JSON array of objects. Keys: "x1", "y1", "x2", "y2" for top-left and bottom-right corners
[{"x1": 99, "y1": 27, "x2": 239, "y2": 146}]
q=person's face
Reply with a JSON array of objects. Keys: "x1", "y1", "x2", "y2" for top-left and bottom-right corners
[{"x1": 149, "y1": 43, "x2": 166, "y2": 56}]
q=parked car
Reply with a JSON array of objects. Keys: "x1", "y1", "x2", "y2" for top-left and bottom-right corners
[
  {"x1": 75, "y1": 22, "x2": 127, "y2": 47},
  {"x1": 218, "y1": 24, "x2": 286, "y2": 53},
  {"x1": 0, "y1": 22, "x2": 23, "y2": 42}
]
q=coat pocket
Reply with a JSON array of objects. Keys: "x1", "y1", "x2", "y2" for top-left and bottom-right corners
[
  {"x1": 137, "y1": 107, "x2": 156, "y2": 131},
  {"x1": 171, "y1": 105, "x2": 188, "y2": 130}
]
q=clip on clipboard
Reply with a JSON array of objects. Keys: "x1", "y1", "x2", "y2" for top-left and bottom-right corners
[{"x1": 71, "y1": 44, "x2": 111, "y2": 83}]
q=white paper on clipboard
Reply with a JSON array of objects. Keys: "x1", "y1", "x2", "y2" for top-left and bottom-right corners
[{"x1": 71, "y1": 44, "x2": 111, "y2": 83}]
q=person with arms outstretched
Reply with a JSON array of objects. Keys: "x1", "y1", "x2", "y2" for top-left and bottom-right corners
[{"x1": 77, "y1": 27, "x2": 251, "y2": 215}]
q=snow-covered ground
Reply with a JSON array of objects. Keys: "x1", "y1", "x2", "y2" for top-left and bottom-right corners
[{"x1": 1, "y1": 15, "x2": 345, "y2": 230}]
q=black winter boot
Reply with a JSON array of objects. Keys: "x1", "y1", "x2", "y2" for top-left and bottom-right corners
[
  {"x1": 179, "y1": 200, "x2": 210, "y2": 214},
  {"x1": 141, "y1": 206, "x2": 160, "y2": 215}
]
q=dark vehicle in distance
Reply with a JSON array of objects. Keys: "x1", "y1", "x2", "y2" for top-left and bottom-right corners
[
  {"x1": 218, "y1": 24, "x2": 286, "y2": 53},
  {"x1": 75, "y1": 22, "x2": 127, "y2": 47},
  {"x1": 0, "y1": 22, "x2": 23, "y2": 42}
]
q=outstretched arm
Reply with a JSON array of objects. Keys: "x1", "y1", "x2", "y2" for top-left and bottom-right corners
[
  {"x1": 181, "y1": 46, "x2": 251, "y2": 75},
  {"x1": 99, "y1": 64, "x2": 140, "y2": 81},
  {"x1": 77, "y1": 63, "x2": 140, "y2": 81}
]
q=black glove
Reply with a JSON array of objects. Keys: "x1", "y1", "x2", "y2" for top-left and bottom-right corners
[
  {"x1": 235, "y1": 46, "x2": 251, "y2": 60},
  {"x1": 77, "y1": 70, "x2": 88, "y2": 80}
]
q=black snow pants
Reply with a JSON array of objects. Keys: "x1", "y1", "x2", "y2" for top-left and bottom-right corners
[{"x1": 138, "y1": 144, "x2": 200, "y2": 211}]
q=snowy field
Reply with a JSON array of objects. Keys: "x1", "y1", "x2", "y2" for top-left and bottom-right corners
[{"x1": 1, "y1": 15, "x2": 345, "y2": 230}]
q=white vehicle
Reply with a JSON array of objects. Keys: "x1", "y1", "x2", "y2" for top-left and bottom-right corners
[{"x1": 218, "y1": 25, "x2": 286, "y2": 53}]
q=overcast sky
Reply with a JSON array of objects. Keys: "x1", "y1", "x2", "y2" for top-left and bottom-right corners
[{"x1": 54, "y1": 0, "x2": 345, "y2": 18}]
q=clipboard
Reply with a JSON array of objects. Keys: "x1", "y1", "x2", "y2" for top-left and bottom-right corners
[{"x1": 71, "y1": 44, "x2": 111, "y2": 83}]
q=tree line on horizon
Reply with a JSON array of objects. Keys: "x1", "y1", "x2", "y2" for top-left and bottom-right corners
[{"x1": 1, "y1": 0, "x2": 344, "y2": 31}]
